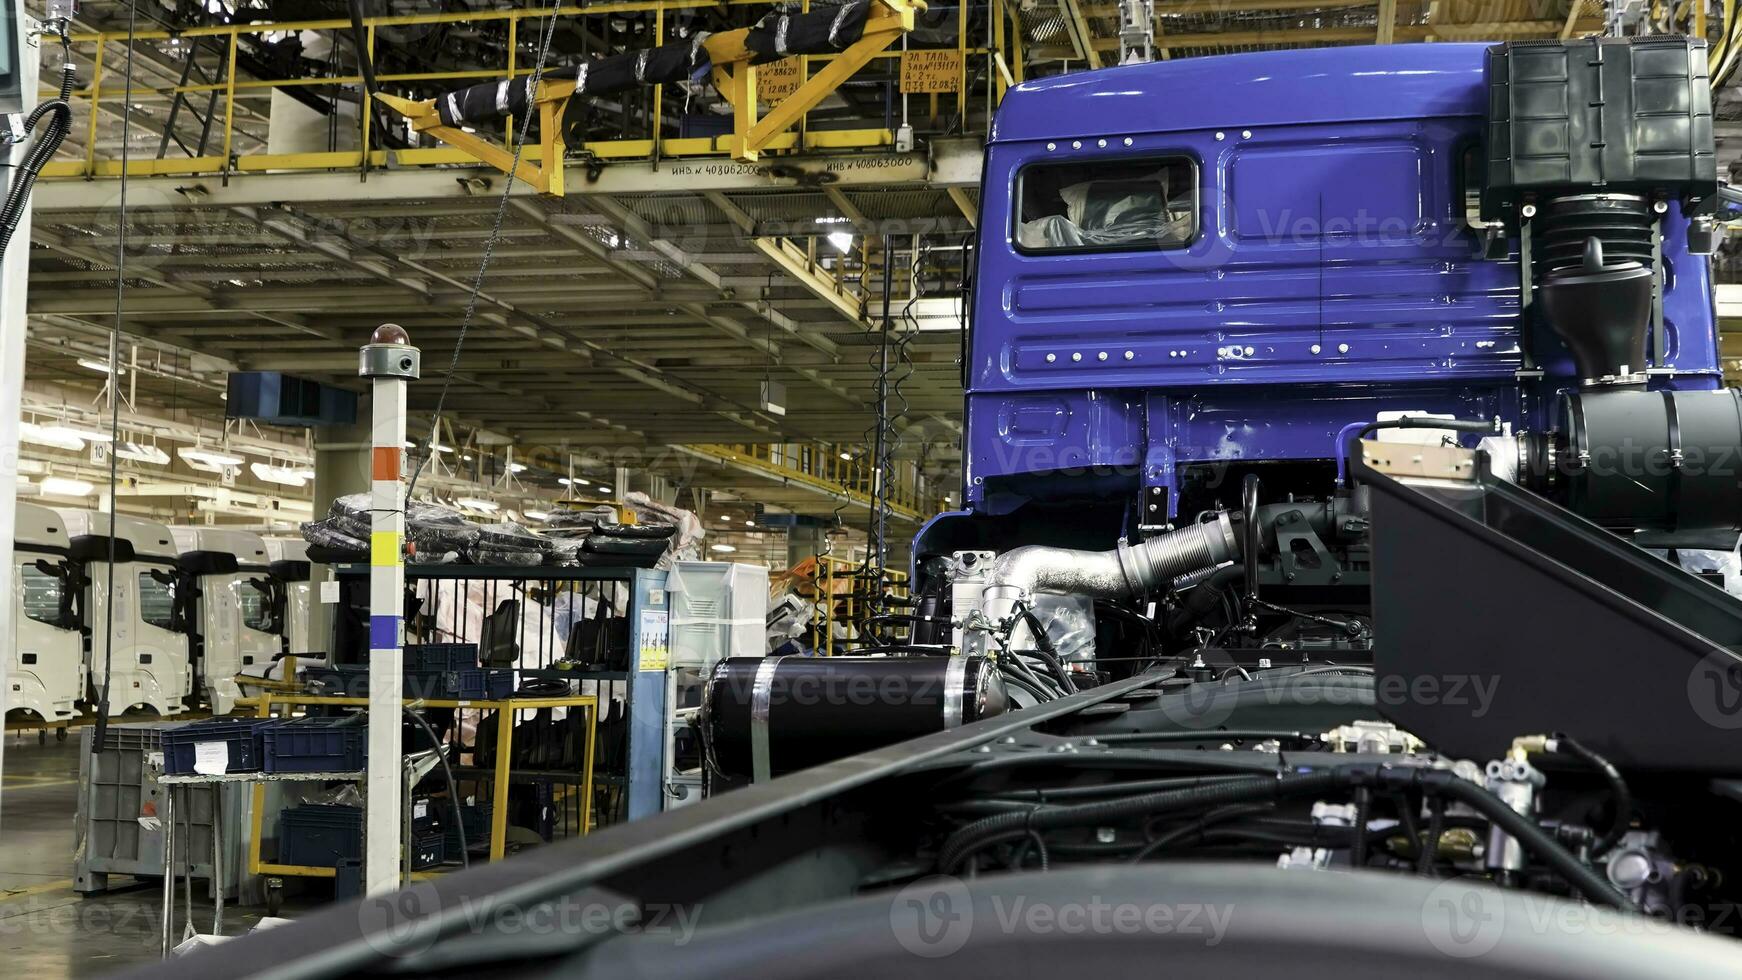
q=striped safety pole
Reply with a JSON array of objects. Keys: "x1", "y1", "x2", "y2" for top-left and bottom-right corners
[{"x1": 359, "y1": 323, "x2": 420, "y2": 895}]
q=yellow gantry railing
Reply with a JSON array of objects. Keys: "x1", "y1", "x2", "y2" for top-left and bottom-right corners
[
  {"x1": 687, "y1": 440, "x2": 939, "y2": 522},
  {"x1": 44, "y1": 0, "x2": 1020, "y2": 183}
]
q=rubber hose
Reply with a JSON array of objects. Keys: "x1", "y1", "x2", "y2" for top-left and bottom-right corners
[
  {"x1": 1417, "y1": 794, "x2": 1445, "y2": 875},
  {"x1": 1553, "y1": 734, "x2": 1633, "y2": 856},
  {"x1": 938, "y1": 771, "x2": 1342, "y2": 872},
  {"x1": 1018, "y1": 606, "x2": 1076, "y2": 693},
  {"x1": 1399, "y1": 769, "x2": 1631, "y2": 909}
]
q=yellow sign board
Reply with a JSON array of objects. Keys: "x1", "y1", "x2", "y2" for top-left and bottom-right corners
[
  {"x1": 760, "y1": 57, "x2": 804, "y2": 101},
  {"x1": 900, "y1": 49, "x2": 963, "y2": 94}
]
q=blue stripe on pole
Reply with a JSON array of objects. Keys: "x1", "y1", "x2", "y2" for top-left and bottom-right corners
[{"x1": 369, "y1": 615, "x2": 400, "y2": 650}]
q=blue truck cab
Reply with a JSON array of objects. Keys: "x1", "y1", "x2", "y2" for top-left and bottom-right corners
[{"x1": 916, "y1": 42, "x2": 1724, "y2": 572}]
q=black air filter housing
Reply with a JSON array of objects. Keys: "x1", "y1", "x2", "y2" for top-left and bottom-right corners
[{"x1": 1482, "y1": 36, "x2": 1718, "y2": 218}]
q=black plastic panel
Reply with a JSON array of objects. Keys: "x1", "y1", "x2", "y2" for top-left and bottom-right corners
[
  {"x1": 1483, "y1": 36, "x2": 1718, "y2": 213},
  {"x1": 1357, "y1": 452, "x2": 1742, "y2": 771}
]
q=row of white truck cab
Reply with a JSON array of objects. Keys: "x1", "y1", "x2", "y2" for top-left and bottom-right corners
[{"x1": 3, "y1": 503, "x2": 315, "y2": 723}]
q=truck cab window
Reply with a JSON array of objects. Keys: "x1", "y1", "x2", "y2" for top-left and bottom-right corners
[
  {"x1": 19, "y1": 562, "x2": 64, "y2": 627},
  {"x1": 137, "y1": 571, "x2": 177, "y2": 631},
  {"x1": 241, "y1": 579, "x2": 275, "y2": 633},
  {"x1": 1016, "y1": 156, "x2": 1196, "y2": 252}
]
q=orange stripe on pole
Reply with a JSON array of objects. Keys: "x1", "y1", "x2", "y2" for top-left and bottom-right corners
[{"x1": 372, "y1": 446, "x2": 401, "y2": 480}]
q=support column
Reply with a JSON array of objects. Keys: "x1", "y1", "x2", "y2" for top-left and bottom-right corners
[
  {"x1": 358, "y1": 324, "x2": 419, "y2": 895},
  {"x1": 0, "y1": 16, "x2": 43, "y2": 801},
  {"x1": 307, "y1": 413, "x2": 371, "y2": 659}
]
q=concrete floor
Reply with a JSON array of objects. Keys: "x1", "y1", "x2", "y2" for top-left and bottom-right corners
[{"x1": 0, "y1": 732, "x2": 298, "y2": 977}]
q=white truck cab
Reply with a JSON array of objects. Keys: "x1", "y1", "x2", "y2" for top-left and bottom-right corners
[
  {"x1": 264, "y1": 537, "x2": 314, "y2": 662},
  {"x1": 4, "y1": 503, "x2": 84, "y2": 722},
  {"x1": 58, "y1": 510, "x2": 191, "y2": 718},
  {"x1": 170, "y1": 526, "x2": 277, "y2": 716}
]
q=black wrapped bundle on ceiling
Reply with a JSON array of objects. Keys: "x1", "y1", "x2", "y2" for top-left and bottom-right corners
[
  {"x1": 575, "y1": 36, "x2": 710, "y2": 95},
  {"x1": 436, "y1": 76, "x2": 536, "y2": 128},
  {"x1": 745, "y1": 1, "x2": 871, "y2": 63},
  {"x1": 432, "y1": 36, "x2": 707, "y2": 129}
]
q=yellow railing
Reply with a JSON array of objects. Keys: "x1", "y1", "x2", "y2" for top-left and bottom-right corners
[
  {"x1": 807, "y1": 553, "x2": 910, "y2": 656},
  {"x1": 697, "y1": 440, "x2": 939, "y2": 521},
  {"x1": 45, "y1": 0, "x2": 1018, "y2": 182}
]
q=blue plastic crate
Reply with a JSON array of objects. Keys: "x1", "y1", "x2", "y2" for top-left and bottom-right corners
[
  {"x1": 262, "y1": 716, "x2": 365, "y2": 773},
  {"x1": 411, "y1": 830, "x2": 445, "y2": 870},
  {"x1": 161, "y1": 717, "x2": 276, "y2": 774},
  {"x1": 278, "y1": 804, "x2": 362, "y2": 868},
  {"x1": 404, "y1": 643, "x2": 479, "y2": 672},
  {"x1": 304, "y1": 664, "x2": 369, "y2": 698},
  {"x1": 456, "y1": 668, "x2": 514, "y2": 700},
  {"x1": 438, "y1": 803, "x2": 493, "y2": 852},
  {"x1": 403, "y1": 668, "x2": 514, "y2": 700}
]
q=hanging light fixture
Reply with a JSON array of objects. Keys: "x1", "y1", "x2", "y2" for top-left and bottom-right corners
[
  {"x1": 250, "y1": 462, "x2": 311, "y2": 487},
  {"x1": 18, "y1": 421, "x2": 86, "y2": 452},
  {"x1": 40, "y1": 476, "x2": 95, "y2": 497},
  {"x1": 77, "y1": 356, "x2": 125, "y2": 376},
  {"x1": 114, "y1": 441, "x2": 171, "y2": 465}
]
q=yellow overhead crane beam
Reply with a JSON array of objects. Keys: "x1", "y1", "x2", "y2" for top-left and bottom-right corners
[{"x1": 376, "y1": 0, "x2": 923, "y2": 195}]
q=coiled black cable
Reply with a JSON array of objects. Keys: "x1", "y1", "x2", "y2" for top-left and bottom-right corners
[{"x1": 0, "y1": 30, "x2": 74, "y2": 260}]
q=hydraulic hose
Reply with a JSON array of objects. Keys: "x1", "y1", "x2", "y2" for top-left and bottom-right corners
[
  {"x1": 1017, "y1": 604, "x2": 1076, "y2": 694},
  {"x1": 1398, "y1": 768, "x2": 1630, "y2": 909},
  {"x1": 938, "y1": 770, "x2": 1342, "y2": 872},
  {"x1": 939, "y1": 763, "x2": 1634, "y2": 909},
  {"x1": 0, "y1": 30, "x2": 75, "y2": 260},
  {"x1": 1551, "y1": 735, "x2": 1633, "y2": 856}
]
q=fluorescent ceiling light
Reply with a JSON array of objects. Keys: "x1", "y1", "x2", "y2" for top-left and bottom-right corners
[
  {"x1": 77, "y1": 357, "x2": 125, "y2": 376},
  {"x1": 839, "y1": 451, "x2": 852, "y2": 460},
  {"x1": 595, "y1": 485, "x2": 612, "y2": 495},
  {"x1": 455, "y1": 497, "x2": 500, "y2": 512},
  {"x1": 507, "y1": 462, "x2": 527, "y2": 473},
  {"x1": 250, "y1": 462, "x2": 311, "y2": 487},
  {"x1": 710, "y1": 544, "x2": 737, "y2": 553},
  {"x1": 179, "y1": 447, "x2": 246, "y2": 469},
  {"x1": 40, "y1": 476, "x2": 94, "y2": 497},
  {"x1": 557, "y1": 477, "x2": 573, "y2": 485},
  {"x1": 745, "y1": 519, "x2": 755, "y2": 526},
  {"x1": 44, "y1": 424, "x2": 114, "y2": 443},
  {"x1": 522, "y1": 510, "x2": 550, "y2": 522},
  {"x1": 115, "y1": 441, "x2": 171, "y2": 465},
  {"x1": 19, "y1": 422, "x2": 85, "y2": 452}
]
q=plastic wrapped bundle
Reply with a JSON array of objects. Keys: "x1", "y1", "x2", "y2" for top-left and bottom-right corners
[
  {"x1": 545, "y1": 537, "x2": 588, "y2": 566},
  {"x1": 300, "y1": 517, "x2": 367, "y2": 559},
  {"x1": 468, "y1": 522, "x2": 550, "y2": 567},
  {"x1": 320, "y1": 493, "x2": 478, "y2": 564},
  {"x1": 623, "y1": 491, "x2": 704, "y2": 565},
  {"x1": 545, "y1": 504, "x2": 618, "y2": 533}
]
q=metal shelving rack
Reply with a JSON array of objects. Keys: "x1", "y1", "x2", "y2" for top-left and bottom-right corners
[{"x1": 325, "y1": 563, "x2": 670, "y2": 822}]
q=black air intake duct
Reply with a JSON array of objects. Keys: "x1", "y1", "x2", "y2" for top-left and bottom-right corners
[{"x1": 1532, "y1": 202, "x2": 1655, "y2": 386}]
